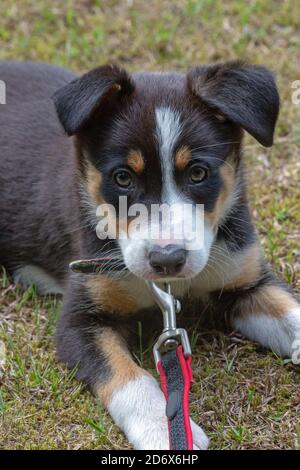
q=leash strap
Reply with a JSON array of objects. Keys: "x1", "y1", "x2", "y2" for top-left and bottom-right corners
[
  {"x1": 157, "y1": 346, "x2": 193, "y2": 450},
  {"x1": 69, "y1": 263, "x2": 195, "y2": 450}
]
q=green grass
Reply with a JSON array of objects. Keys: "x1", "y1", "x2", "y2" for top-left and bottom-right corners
[{"x1": 1, "y1": 0, "x2": 300, "y2": 450}]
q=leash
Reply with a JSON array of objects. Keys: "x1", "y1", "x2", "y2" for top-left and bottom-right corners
[
  {"x1": 147, "y1": 282, "x2": 193, "y2": 450},
  {"x1": 70, "y1": 258, "x2": 194, "y2": 450}
]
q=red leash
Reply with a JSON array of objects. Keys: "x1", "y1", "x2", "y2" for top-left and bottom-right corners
[
  {"x1": 70, "y1": 259, "x2": 194, "y2": 450},
  {"x1": 158, "y1": 346, "x2": 194, "y2": 450},
  {"x1": 148, "y1": 282, "x2": 194, "y2": 450}
]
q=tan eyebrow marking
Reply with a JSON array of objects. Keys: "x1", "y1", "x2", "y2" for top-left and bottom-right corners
[
  {"x1": 175, "y1": 146, "x2": 192, "y2": 170},
  {"x1": 204, "y1": 162, "x2": 235, "y2": 227},
  {"x1": 127, "y1": 149, "x2": 145, "y2": 174}
]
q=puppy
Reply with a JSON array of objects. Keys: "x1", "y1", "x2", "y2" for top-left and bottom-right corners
[{"x1": 0, "y1": 60, "x2": 299, "y2": 450}]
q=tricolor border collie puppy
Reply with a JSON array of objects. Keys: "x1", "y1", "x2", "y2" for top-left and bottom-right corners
[{"x1": 0, "y1": 60, "x2": 299, "y2": 450}]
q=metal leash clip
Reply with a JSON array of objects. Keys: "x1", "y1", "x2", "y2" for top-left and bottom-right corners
[{"x1": 147, "y1": 281, "x2": 192, "y2": 370}]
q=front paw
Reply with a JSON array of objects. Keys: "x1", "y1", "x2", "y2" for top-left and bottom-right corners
[
  {"x1": 191, "y1": 419, "x2": 210, "y2": 450},
  {"x1": 108, "y1": 375, "x2": 209, "y2": 450},
  {"x1": 127, "y1": 416, "x2": 209, "y2": 450}
]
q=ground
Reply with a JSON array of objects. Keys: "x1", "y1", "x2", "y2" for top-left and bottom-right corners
[{"x1": 0, "y1": 0, "x2": 300, "y2": 450}]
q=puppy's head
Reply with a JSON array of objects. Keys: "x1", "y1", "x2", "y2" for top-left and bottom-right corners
[{"x1": 53, "y1": 61, "x2": 279, "y2": 281}]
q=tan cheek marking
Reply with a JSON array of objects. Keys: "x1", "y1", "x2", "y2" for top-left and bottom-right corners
[
  {"x1": 94, "y1": 329, "x2": 149, "y2": 406},
  {"x1": 205, "y1": 162, "x2": 235, "y2": 227},
  {"x1": 86, "y1": 162, "x2": 104, "y2": 206},
  {"x1": 97, "y1": 204, "x2": 131, "y2": 239},
  {"x1": 224, "y1": 244, "x2": 262, "y2": 290},
  {"x1": 85, "y1": 163, "x2": 131, "y2": 237},
  {"x1": 127, "y1": 150, "x2": 145, "y2": 174},
  {"x1": 87, "y1": 276, "x2": 140, "y2": 315},
  {"x1": 175, "y1": 146, "x2": 192, "y2": 171}
]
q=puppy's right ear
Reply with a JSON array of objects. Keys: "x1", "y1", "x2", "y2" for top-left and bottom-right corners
[{"x1": 53, "y1": 65, "x2": 134, "y2": 135}]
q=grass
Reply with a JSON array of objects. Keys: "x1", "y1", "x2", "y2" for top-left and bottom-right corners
[{"x1": 0, "y1": 0, "x2": 300, "y2": 450}]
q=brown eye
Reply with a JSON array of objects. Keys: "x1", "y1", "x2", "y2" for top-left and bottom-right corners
[
  {"x1": 189, "y1": 165, "x2": 208, "y2": 184},
  {"x1": 114, "y1": 170, "x2": 133, "y2": 188}
]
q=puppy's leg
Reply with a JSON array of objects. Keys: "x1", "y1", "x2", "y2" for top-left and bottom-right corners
[
  {"x1": 229, "y1": 282, "x2": 300, "y2": 358},
  {"x1": 101, "y1": 331, "x2": 207, "y2": 450},
  {"x1": 56, "y1": 283, "x2": 208, "y2": 450}
]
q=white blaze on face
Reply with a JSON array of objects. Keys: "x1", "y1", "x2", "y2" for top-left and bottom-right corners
[
  {"x1": 155, "y1": 107, "x2": 190, "y2": 244},
  {"x1": 118, "y1": 106, "x2": 216, "y2": 279},
  {"x1": 155, "y1": 107, "x2": 182, "y2": 205},
  {"x1": 154, "y1": 106, "x2": 215, "y2": 263}
]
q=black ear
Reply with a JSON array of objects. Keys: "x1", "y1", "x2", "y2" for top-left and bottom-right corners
[
  {"x1": 187, "y1": 61, "x2": 280, "y2": 147},
  {"x1": 53, "y1": 64, "x2": 134, "y2": 135}
]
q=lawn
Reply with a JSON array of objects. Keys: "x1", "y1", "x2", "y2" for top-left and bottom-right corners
[{"x1": 0, "y1": 0, "x2": 300, "y2": 450}]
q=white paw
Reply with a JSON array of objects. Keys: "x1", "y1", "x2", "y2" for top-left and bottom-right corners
[
  {"x1": 108, "y1": 375, "x2": 209, "y2": 450},
  {"x1": 129, "y1": 417, "x2": 209, "y2": 451},
  {"x1": 124, "y1": 415, "x2": 209, "y2": 451},
  {"x1": 233, "y1": 307, "x2": 300, "y2": 358},
  {"x1": 126, "y1": 410, "x2": 169, "y2": 450},
  {"x1": 191, "y1": 419, "x2": 210, "y2": 450}
]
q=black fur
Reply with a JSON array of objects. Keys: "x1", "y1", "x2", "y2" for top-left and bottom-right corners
[
  {"x1": 53, "y1": 64, "x2": 134, "y2": 135},
  {"x1": 0, "y1": 61, "x2": 290, "y2": 430},
  {"x1": 187, "y1": 61, "x2": 280, "y2": 147}
]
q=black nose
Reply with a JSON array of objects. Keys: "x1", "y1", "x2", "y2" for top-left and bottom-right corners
[{"x1": 149, "y1": 244, "x2": 187, "y2": 276}]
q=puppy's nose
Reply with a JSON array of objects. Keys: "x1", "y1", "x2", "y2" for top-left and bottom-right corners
[{"x1": 149, "y1": 244, "x2": 187, "y2": 276}]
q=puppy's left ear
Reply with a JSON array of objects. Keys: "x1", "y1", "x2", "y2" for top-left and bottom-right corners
[
  {"x1": 53, "y1": 64, "x2": 134, "y2": 135},
  {"x1": 187, "y1": 61, "x2": 279, "y2": 147}
]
